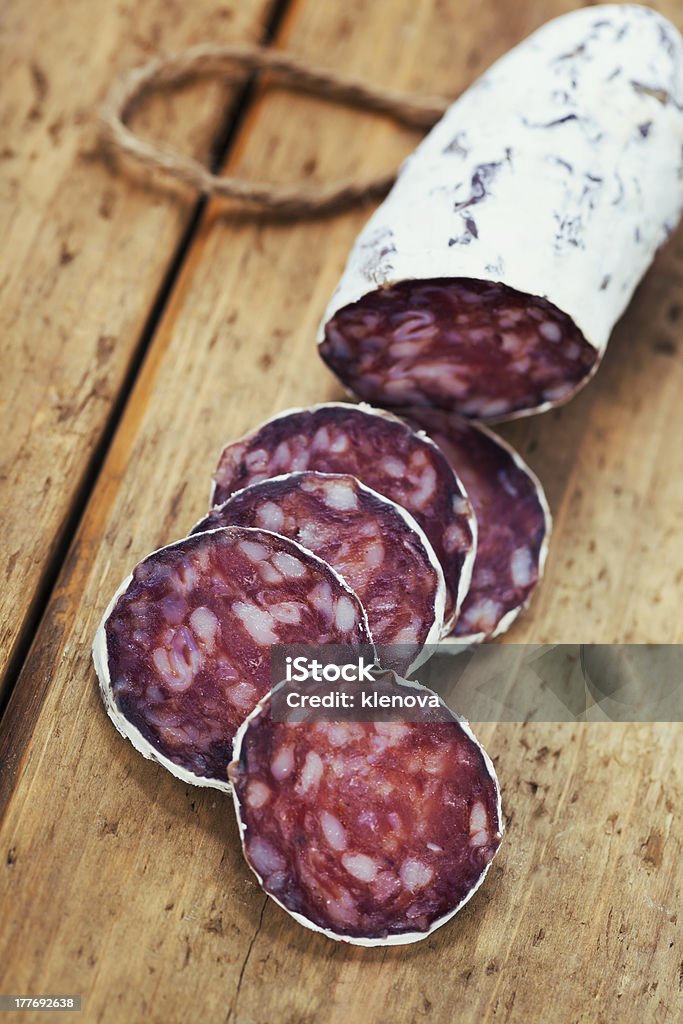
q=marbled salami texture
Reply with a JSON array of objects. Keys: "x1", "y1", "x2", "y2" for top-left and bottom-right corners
[
  {"x1": 193, "y1": 471, "x2": 445, "y2": 673},
  {"x1": 319, "y1": 5, "x2": 683, "y2": 419},
  {"x1": 93, "y1": 527, "x2": 372, "y2": 789},
  {"x1": 212, "y1": 404, "x2": 476, "y2": 629},
  {"x1": 323, "y1": 279, "x2": 595, "y2": 419},
  {"x1": 405, "y1": 409, "x2": 550, "y2": 643},
  {"x1": 230, "y1": 676, "x2": 502, "y2": 944}
]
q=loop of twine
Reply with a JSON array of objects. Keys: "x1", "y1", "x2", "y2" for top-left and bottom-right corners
[{"x1": 99, "y1": 43, "x2": 452, "y2": 216}]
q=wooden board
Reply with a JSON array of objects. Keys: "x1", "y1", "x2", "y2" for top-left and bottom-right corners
[
  {"x1": 0, "y1": 0, "x2": 278, "y2": 698},
  {"x1": 1, "y1": 1, "x2": 682, "y2": 1022}
]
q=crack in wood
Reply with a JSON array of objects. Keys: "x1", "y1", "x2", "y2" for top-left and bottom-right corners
[{"x1": 225, "y1": 897, "x2": 269, "y2": 1024}]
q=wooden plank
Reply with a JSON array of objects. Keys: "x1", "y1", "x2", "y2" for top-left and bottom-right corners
[
  {"x1": 0, "y1": 0, "x2": 279, "y2": 698},
  {"x1": 1, "y1": 1, "x2": 681, "y2": 1022}
]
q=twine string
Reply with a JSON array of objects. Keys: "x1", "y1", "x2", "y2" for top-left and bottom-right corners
[{"x1": 99, "y1": 43, "x2": 452, "y2": 216}]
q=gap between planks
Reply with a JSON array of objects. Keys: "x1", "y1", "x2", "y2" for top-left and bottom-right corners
[
  {"x1": 0, "y1": 0, "x2": 293, "y2": 737},
  {"x1": 0, "y1": 1, "x2": 300, "y2": 829}
]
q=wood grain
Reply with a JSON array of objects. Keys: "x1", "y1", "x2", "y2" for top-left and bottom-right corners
[
  {"x1": 1, "y1": 1, "x2": 682, "y2": 1022},
  {"x1": 0, "y1": 0, "x2": 278, "y2": 697}
]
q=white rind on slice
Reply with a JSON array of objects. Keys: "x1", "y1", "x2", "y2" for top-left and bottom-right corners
[
  {"x1": 92, "y1": 526, "x2": 374, "y2": 791},
  {"x1": 229, "y1": 675, "x2": 503, "y2": 947},
  {"x1": 194, "y1": 470, "x2": 447, "y2": 675},
  {"x1": 210, "y1": 401, "x2": 478, "y2": 631}
]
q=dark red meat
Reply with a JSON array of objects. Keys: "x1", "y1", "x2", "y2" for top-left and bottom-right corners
[
  {"x1": 99, "y1": 527, "x2": 371, "y2": 786},
  {"x1": 320, "y1": 278, "x2": 596, "y2": 420},
  {"x1": 405, "y1": 409, "x2": 550, "y2": 642},
  {"x1": 212, "y1": 404, "x2": 475, "y2": 627},
  {"x1": 230, "y1": 674, "x2": 502, "y2": 942},
  {"x1": 192, "y1": 471, "x2": 445, "y2": 672}
]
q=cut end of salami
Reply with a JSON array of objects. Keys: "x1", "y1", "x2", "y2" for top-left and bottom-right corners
[
  {"x1": 211, "y1": 404, "x2": 476, "y2": 628},
  {"x1": 230, "y1": 675, "x2": 502, "y2": 945},
  {"x1": 405, "y1": 409, "x2": 551, "y2": 644},
  {"x1": 93, "y1": 527, "x2": 372, "y2": 790},
  {"x1": 192, "y1": 471, "x2": 446, "y2": 674},
  {"x1": 321, "y1": 278, "x2": 597, "y2": 420}
]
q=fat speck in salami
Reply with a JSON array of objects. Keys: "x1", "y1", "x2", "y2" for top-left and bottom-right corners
[
  {"x1": 211, "y1": 403, "x2": 475, "y2": 629},
  {"x1": 319, "y1": 6, "x2": 683, "y2": 419},
  {"x1": 192, "y1": 471, "x2": 445, "y2": 672},
  {"x1": 406, "y1": 409, "x2": 550, "y2": 643},
  {"x1": 92, "y1": 527, "x2": 372, "y2": 790},
  {"x1": 230, "y1": 674, "x2": 502, "y2": 945}
]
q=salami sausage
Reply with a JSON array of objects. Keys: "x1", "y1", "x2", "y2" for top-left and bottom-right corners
[
  {"x1": 405, "y1": 409, "x2": 551, "y2": 644},
  {"x1": 229, "y1": 674, "x2": 502, "y2": 945},
  {"x1": 92, "y1": 527, "x2": 372, "y2": 790},
  {"x1": 211, "y1": 403, "x2": 476, "y2": 629},
  {"x1": 192, "y1": 472, "x2": 445, "y2": 673},
  {"x1": 318, "y1": 6, "x2": 683, "y2": 419}
]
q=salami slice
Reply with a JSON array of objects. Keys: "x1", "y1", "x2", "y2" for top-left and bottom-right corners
[
  {"x1": 318, "y1": 6, "x2": 683, "y2": 419},
  {"x1": 229, "y1": 674, "x2": 502, "y2": 945},
  {"x1": 192, "y1": 472, "x2": 446, "y2": 674},
  {"x1": 211, "y1": 403, "x2": 476, "y2": 630},
  {"x1": 405, "y1": 409, "x2": 551, "y2": 644},
  {"x1": 92, "y1": 527, "x2": 372, "y2": 790}
]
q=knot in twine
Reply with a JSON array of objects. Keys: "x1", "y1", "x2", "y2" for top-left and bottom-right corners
[{"x1": 99, "y1": 43, "x2": 452, "y2": 216}]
